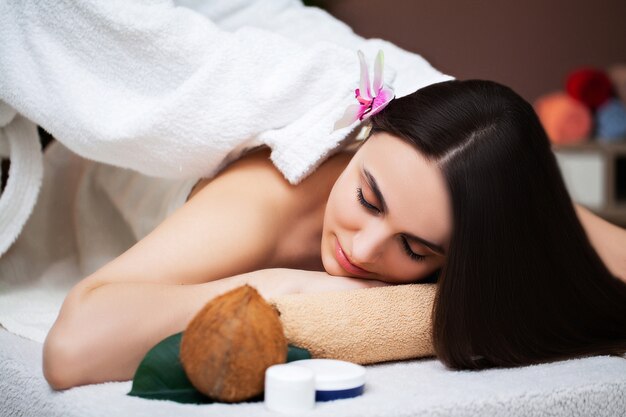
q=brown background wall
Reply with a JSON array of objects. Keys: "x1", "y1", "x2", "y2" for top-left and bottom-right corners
[{"x1": 317, "y1": 0, "x2": 626, "y2": 104}]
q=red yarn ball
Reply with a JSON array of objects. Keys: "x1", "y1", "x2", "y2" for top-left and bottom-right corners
[{"x1": 565, "y1": 68, "x2": 614, "y2": 110}]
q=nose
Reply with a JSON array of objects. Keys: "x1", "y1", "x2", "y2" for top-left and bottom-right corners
[{"x1": 350, "y1": 221, "x2": 388, "y2": 265}]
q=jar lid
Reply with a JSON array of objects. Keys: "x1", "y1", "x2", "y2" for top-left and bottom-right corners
[
  {"x1": 289, "y1": 359, "x2": 366, "y2": 391},
  {"x1": 265, "y1": 364, "x2": 315, "y2": 413}
]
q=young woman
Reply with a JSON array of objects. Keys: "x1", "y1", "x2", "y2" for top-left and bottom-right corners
[{"x1": 42, "y1": 79, "x2": 626, "y2": 390}]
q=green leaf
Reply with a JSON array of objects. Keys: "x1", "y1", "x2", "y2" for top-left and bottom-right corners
[
  {"x1": 287, "y1": 345, "x2": 312, "y2": 362},
  {"x1": 127, "y1": 332, "x2": 311, "y2": 404},
  {"x1": 127, "y1": 333, "x2": 212, "y2": 404}
]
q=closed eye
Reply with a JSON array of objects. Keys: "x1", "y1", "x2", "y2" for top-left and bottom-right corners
[
  {"x1": 400, "y1": 236, "x2": 427, "y2": 262},
  {"x1": 356, "y1": 187, "x2": 381, "y2": 214},
  {"x1": 357, "y1": 187, "x2": 426, "y2": 262}
]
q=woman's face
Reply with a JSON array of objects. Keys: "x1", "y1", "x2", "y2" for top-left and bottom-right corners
[{"x1": 321, "y1": 132, "x2": 452, "y2": 283}]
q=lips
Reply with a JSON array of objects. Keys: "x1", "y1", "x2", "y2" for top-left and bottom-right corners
[{"x1": 334, "y1": 237, "x2": 370, "y2": 277}]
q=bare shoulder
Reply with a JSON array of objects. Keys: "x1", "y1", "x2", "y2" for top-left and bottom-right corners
[
  {"x1": 188, "y1": 147, "x2": 293, "y2": 203},
  {"x1": 189, "y1": 146, "x2": 353, "y2": 210},
  {"x1": 76, "y1": 148, "x2": 296, "y2": 292},
  {"x1": 75, "y1": 146, "x2": 354, "y2": 294}
]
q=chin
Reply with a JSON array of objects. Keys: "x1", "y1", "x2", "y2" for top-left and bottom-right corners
[{"x1": 322, "y1": 263, "x2": 343, "y2": 277}]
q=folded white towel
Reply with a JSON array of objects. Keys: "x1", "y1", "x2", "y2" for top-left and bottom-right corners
[
  {"x1": 0, "y1": 114, "x2": 43, "y2": 257},
  {"x1": 0, "y1": 0, "x2": 452, "y2": 258},
  {"x1": 0, "y1": 0, "x2": 452, "y2": 340}
]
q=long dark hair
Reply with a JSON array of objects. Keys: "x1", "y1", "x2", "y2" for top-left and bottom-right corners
[{"x1": 369, "y1": 79, "x2": 626, "y2": 369}]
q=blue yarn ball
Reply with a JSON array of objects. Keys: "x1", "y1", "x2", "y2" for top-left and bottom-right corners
[{"x1": 596, "y1": 98, "x2": 626, "y2": 142}]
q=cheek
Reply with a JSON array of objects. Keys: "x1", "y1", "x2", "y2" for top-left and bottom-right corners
[
  {"x1": 325, "y1": 180, "x2": 362, "y2": 233},
  {"x1": 382, "y1": 247, "x2": 446, "y2": 282},
  {"x1": 386, "y1": 259, "x2": 442, "y2": 283}
]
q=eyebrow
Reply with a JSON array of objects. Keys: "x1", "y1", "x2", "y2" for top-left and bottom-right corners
[{"x1": 362, "y1": 166, "x2": 446, "y2": 256}]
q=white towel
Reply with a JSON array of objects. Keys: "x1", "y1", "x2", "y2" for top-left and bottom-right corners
[
  {"x1": 1, "y1": 327, "x2": 625, "y2": 417},
  {"x1": 0, "y1": 113, "x2": 43, "y2": 256},
  {"x1": 0, "y1": 0, "x2": 452, "y2": 341},
  {"x1": 0, "y1": 0, "x2": 453, "y2": 258}
]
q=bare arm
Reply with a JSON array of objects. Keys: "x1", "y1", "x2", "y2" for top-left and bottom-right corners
[
  {"x1": 42, "y1": 153, "x2": 286, "y2": 389},
  {"x1": 42, "y1": 152, "x2": 390, "y2": 390},
  {"x1": 43, "y1": 270, "x2": 285, "y2": 390},
  {"x1": 43, "y1": 268, "x2": 385, "y2": 390},
  {"x1": 575, "y1": 203, "x2": 626, "y2": 283}
]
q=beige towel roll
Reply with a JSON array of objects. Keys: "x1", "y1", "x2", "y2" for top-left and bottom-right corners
[{"x1": 268, "y1": 284, "x2": 436, "y2": 365}]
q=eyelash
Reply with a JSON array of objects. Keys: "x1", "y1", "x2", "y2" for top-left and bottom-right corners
[
  {"x1": 356, "y1": 187, "x2": 426, "y2": 262},
  {"x1": 400, "y1": 237, "x2": 426, "y2": 262},
  {"x1": 356, "y1": 187, "x2": 380, "y2": 214}
]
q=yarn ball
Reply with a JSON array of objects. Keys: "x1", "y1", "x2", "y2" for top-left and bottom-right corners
[
  {"x1": 565, "y1": 68, "x2": 614, "y2": 110},
  {"x1": 607, "y1": 64, "x2": 626, "y2": 106},
  {"x1": 595, "y1": 98, "x2": 626, "y2": 142},
  {"x1": 534, "y1": 92, "x2": 592, "y2": 144}
]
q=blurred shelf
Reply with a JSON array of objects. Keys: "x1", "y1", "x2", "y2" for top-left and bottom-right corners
[{"x1": 552, "y1": 141, "x2": 626, "y2": 227}]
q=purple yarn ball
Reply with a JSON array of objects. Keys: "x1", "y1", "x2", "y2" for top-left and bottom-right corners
[{"x1": 596, "y1": 98, "x2": 626, "y2": 142}]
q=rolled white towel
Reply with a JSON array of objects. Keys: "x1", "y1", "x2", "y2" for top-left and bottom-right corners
[{"x1": 0, "y1": 112, "x2": 43, "y2": 258}]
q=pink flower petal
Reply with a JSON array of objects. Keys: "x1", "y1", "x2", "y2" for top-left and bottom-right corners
[
  {"x1": 369, "y1": 87, "x2": 395, "y2": 117},
  {"x1": 333, "y1": 103, "x2": 364, "y2": 130},
  {"x1": 373, "y1": 50, "x2": 384, "y2": 92},
  {"x1": 333, "y1": 49, "x2": 395, "y2": 132},
  {"x1": 357, "y1": 50, "x2": 372, "y2": 100}
]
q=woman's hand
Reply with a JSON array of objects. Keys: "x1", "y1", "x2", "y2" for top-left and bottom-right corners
[
  {"x1": 305, "y1": 271, "x2": 393, "y2": 293},
  {"x1": 258, "y1": 268, "x2": 392, "y2": 297}
]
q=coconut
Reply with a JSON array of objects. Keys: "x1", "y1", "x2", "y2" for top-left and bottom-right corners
[{"x1": 180, "y1": 284, "x2": 287, "y2": 402}]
